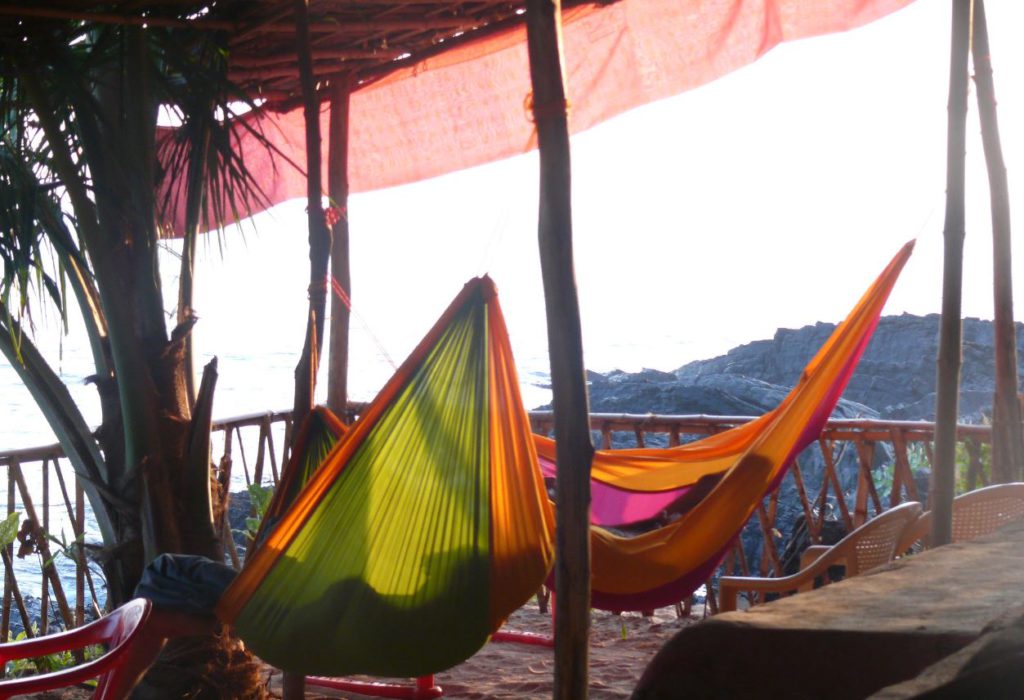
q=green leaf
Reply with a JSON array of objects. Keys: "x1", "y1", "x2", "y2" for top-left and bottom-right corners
[{"x1": 0, "y1": 512, "x2": 19, "y2": 548}]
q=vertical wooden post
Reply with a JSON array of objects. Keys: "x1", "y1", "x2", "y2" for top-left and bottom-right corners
[
  {"x1": 971, "y1": 0, "x2": 1024, "y2": 484},
  {"x1": 524, "y1": 2, "x2": 594, "y2": 698},
  {"x1": 932, "y1": 0, "x2": 972, "y2": 547},
  {"x1": 286, "y1": 3, "x2": 321, "y2": 696},
  {"x1": 326, "y1": 77, "x2": 352, "y2": 418},
  {"x1": 291, "y1": 0, "x2": 332, "y2": 444}
]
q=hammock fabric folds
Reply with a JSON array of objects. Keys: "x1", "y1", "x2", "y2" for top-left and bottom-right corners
[
  {"x1": 214, "y1": 242, "x2": 912, "y2": 674},
  {"x1": 216, "y1": 277, "x2": 555, "y2": 677},
  {"x1": 576, "y1": 240, "x2": 915, "y2": 610}
]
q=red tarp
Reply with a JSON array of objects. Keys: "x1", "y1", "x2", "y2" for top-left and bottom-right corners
[{"x1": 160, "y1": 0, "x2": 916, "y2": 235}]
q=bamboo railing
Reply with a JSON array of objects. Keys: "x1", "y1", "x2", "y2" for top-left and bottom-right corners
[{"x1": 0, "y1": 410, "x2": 992, "y2": 633}]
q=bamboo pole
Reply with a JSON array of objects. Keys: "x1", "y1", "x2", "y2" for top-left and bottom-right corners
[
  {"x1": 524, "y1": 2, "x2": 594, "y2": 698},
  {"x1": 291, "y1": 0, "x2": 332, "y2": 440},
  {"x1": 326, "y1": 78, "x2": 353, "y2": 417},
  {"x1": 971, "y1": 0, "x2": 1024, "y2": 484},
  {"x1": 285, "y1": 3, "x2": 321, "y2": 696},
  {"x1": 932, "y1": 0, "x2": 972, "y2": 547}
]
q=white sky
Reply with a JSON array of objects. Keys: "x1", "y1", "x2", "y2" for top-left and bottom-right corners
[
  {"x1": 189, "y1": 1, "x2": 1024, "y2": 394},
  {"x1": 5, "y1": 0, "x2": 1023, "y2": 446}
]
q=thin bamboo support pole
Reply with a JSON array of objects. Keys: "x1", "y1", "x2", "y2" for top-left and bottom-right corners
[
  {"x1": 633, "y1": 428, "x2": 645, "y2": 448},
  {"x1": 236, "y1": 426, "x2": 252, "y2": 488},
  {"x1": 55, "y1": 468, "x2": 100, "y2": 618},
  {"x1": 41, "y1": 460, "x2": 49, "y2": 635},
  {"x1": 2, "y1": 467, "x2": 11, "y2": 645},
  {"x1": 972, "y1": 0, "x2": 1024, "y2": 484},
  {"x1": 9, "y1": 461, "x2": 73, "y2": 629},
  {"x1": 291, "y1": 0, "x2": 333, "y2": 449},
  {"x1": 283, "y1": 416, "x2": 294, "y2": 466},
  {"x1": 266, "y1": 420, "x2": 280, "y2": 484},
  {"x1": 327, "y1": 78, "x2": 353, "y2": 417},
  {"x1": 789, "y1": 460, "x2": 819, "y2": 542},
  {"x1": 669, "y1": 425, "x2": 680, "y2": 447},
  {"x1": 933, "y1": 0, "x2": 972, "y2": 547},
  {"x1": 253, "y1": 419, "x2": 268, "y2": 487},
  {"x1": 755, "y1": 503, "x2": 782, "y2": 577},
  {"x1": 75, "y1": 481, "x2": 85, "y2": 626},
  {"x1": 855, "y1": 441, "x2": 883, "y2": 518},
  {"x1": 1, "y1": 548, "x2": 31, "y2": 641},
  {"x1": 525, "y1": 2, "x2": 593, "y2": 697},
  {"x1": 890, "y1": 429, "x2": 919, "y2": 504},
  {"x1": 819, "y1": 439, "x2": 853, "y2": 531},
  {"x1": 286, "y1": 4, "x2": 323, "y2": 697},
  {"x1": 600, "y1": 427, "x2": 612, "y2": 449}
]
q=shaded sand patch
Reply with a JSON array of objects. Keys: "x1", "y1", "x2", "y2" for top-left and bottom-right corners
[{"x1": 270, "y1": 600, "x2": 700, "y2": 699}]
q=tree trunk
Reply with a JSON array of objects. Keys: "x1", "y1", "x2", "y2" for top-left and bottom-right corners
[
  {"x1": 971, "y1": 0, "x2": 1024, "y2": 484},
  {"x1": 932, "y1": 0, "x2": 971, "y2": 547},
  {"x1": 524, "y1": 2, "x2": 594, "y2": 699}
]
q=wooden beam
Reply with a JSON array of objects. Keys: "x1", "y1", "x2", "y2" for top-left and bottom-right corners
[
  {"x1": 231, "y1": 59, "x2": 389, "y2": 81},
  {"x1": 972, "y1": 0, "x2": 1024, "y2": 484},
  {"x1": 326, "y1": 78, "x2": 353, "y2": 419},
  {"x1": 242, "y1": 17, "x2": 479, "y2": 35},
  {"x1": 231, "y1": 48, "x2": 406, "y2": 68},
  {"x1": 0, "y1": 6, "x2": 478, "y2": 34},
  {"x1": 524, "y1": 1, "x2": 593, "y2": 699},
  {"x1": 932, "y1": 0, "x2": 971, "y2": 547}
]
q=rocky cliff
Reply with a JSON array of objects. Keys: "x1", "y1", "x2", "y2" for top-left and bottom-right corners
[{"x1": 582, "y1": 313, "x2": 1018, "y2": 424}]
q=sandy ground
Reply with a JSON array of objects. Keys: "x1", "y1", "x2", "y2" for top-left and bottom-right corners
[
  {"x1": 267, "y1": 600, "x2": 701, "y2": 700},
  {"x1": 11, "y1": 600, "x2": 702, "y2": 699}
]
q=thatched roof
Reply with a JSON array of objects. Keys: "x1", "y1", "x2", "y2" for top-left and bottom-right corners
[{"x1": 0, "y1": 0, "x2": 591, "y2": 111}]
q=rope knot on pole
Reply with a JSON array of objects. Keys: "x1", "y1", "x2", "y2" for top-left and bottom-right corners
[{"x1": 524, "y1": 91, "x2": 572, "y2": 123}]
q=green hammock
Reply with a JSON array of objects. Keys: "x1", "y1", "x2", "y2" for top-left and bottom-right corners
[{"x1": 217, "y1": 277, "x2": 555, "y2": 677}]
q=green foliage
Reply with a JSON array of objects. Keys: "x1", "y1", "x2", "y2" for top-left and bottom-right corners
[
  {"x1": 242, "y1": 483, "x2": 275, "y2": 541},
  {"x1": 906, "y1": 439, "x2": 992, "y2": 495},
  {"x1": 3, "y1": 626, "x2": 102, "y2": 679},
  {"x1": 956, "y1": 440, "x2": 991, "y2": 493},
  {"x1": 44, "y1": 528, "x2": 85, "y2": 569}
]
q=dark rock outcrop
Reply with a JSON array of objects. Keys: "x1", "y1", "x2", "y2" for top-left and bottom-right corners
[{"x1": 666, "y1": 313, "x2": 1018, "y2": 423}]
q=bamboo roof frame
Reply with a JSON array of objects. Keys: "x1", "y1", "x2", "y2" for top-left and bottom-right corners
[{"x1": 0, "y1": 0, "x2": 591, "y2": 111}]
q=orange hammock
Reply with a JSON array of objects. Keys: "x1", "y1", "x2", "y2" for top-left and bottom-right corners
[{"x1": 216, "y1": 242, "x2": 911, "y2": 675}]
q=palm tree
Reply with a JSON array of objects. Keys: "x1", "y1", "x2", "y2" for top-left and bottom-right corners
[{"x1": 1, "y1": 11, "x2": 270, "y2": 697}]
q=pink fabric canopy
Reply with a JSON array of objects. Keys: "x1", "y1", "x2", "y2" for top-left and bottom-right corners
[{"x1": 160, "y1": 0, "x2": 915, "y2": 234}]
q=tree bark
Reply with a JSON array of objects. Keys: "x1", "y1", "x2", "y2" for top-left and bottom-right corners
[
  {"x1": 971, "y1": 0, "x2": 1023, "y2": 484},
  {"x1": 932, "y1": 0, "x2": 971, "y2": 547},
  {"x1": 525, "y1": 2, "x2": 594, "y2": 699}
]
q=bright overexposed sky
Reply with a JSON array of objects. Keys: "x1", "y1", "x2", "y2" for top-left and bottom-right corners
[
  {"x1": 5, "y1": 0, "x2": 1024, "y2": 447},
  {"x1": 183, "y1": 1, "x2": 1024, "y2": 401}
]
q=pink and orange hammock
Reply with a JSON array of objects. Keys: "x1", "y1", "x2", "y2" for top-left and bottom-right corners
[{"x1": 214, "y1": 242, "x2": 913, "y2": 678}]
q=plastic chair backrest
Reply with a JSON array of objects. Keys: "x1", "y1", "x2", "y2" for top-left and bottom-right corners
[
  {"x1": 841, "y1": 501, "x2": 923, "y2": 576},
  {"x1": 950, "y1": 482, "x2": 1024, "y2": 542},
  {"x1": 0, "y1": 598, "x2": 152, "y2": 700},
  {"x1": 897, "y1": 483, "x2": 1024, "y2": 553}
]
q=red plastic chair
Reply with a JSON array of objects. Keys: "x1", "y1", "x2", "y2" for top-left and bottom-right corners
[{"x1": 0, "y1": 598, "x2": 156, "y2": 700}]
